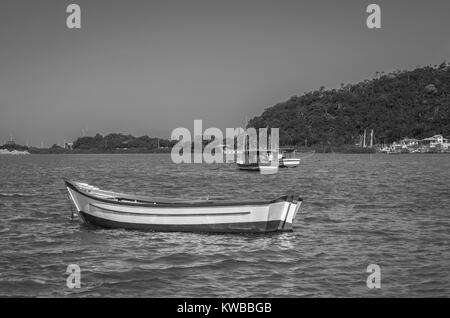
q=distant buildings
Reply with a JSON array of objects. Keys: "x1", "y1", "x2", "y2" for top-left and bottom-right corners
[
  {"x1": 64, "y1": 141, "x2": 74, "y2": 150},
  {"x1": 383, "y1": 134, "x2": 450, "y2": 153},
  {"x1": 399, "y1": 138, "x2": 419, "y2": 147},
  {"x1": 420, "y1": 135, "x2": 450, "y2": 149}
]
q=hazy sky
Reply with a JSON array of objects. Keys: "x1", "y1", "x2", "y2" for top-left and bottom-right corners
[{"x1": 1, "y1": 0, "x2": 449, "y2": 146}]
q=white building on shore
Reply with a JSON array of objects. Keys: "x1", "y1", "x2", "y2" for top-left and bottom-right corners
[{"x1": 420, "y1": 135, "x2": 450, "y2": 149}]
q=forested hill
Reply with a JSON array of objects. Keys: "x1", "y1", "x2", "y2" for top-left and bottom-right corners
[
  {"x1": 247, "y1": 63, "x2": 450, "y2": 146},
  {"x1": 72, "y1": 133, "x2": 174, "y2": 151}
]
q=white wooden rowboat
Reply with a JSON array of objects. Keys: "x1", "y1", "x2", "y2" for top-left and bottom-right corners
[{"x1": 64, "y1": 180, "x2": 303, "y2": 233}]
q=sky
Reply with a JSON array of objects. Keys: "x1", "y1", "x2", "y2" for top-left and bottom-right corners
[{"x1": 0, "y1": 0, "x2": 449, "y2": 146}]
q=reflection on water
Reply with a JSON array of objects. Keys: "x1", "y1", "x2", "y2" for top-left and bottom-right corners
[{"x1": 0, "y1": 153, "x2": 449, "y2": 297}]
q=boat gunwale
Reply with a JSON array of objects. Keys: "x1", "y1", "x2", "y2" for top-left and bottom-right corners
[{"x1": 64, "y1": 180, "x2": 302, "y2": 208}]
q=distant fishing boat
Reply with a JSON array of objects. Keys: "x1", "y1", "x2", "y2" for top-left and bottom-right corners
[
  {"x1": 279, "y1": 158, "x2": 301, "y2": 168},
  {"x1": 64, "y1": 180, "x2": 303, "y2": 233},
  {"x1": 258, "y1": 164, "x2": 279, "y2": 174},
  {"x1": 236, "y1": 162, "x2": 260, "y2": 171},
  {"x1": 278, "y1": 147, "x2": 301, "y2": 168},
  {"x1": 236, "y1": 162, "x2": 279, "y2": 174},
  {"x1": 381, "y1": 146, "x2": 402, "y2": 154},
  {"x1": 237, "y1": 148, "x2": 302, "y2": 171},
  {"x1": 236, "y1": 149, "x2": 277, "y2": 172}
]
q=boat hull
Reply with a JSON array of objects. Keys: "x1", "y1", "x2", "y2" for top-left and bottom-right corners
[
  {"x1": 78, "y1": 211, "x2": 286, "y2": 232},
  {"x1": 258, "y1": 165, "x2": 279, "y2": 174},
  {"x1": 237, "y1": 163, "x2": 260, "y2": 171},
  {"x1": 65, "y1": 181, "x2": 302, "y2": 233},
  {"x1": 279, "y1": 158, "x2": 300, "y2": 168},
  {"x1": 237, "y1": 163, "x2": 279, "y2": 174}
]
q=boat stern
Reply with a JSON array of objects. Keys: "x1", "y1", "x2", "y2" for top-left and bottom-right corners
[{"x1": 268, "y1": 195, "x2": 303, "y2": 231}]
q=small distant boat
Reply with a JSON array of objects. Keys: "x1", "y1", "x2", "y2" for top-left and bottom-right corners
[
  {"x1": 237, "y1": 148, "x2": 302, "y2": 171},
  {"x1": 278, "y1": 147, "x2": 301, "y2": 168},
  {"x1": 237, "y1": 150, "x2": 277, "y2": 172},
  {"x1": 385, "y1": 149, "x2": 402, "y2": 154},
  {"x1": 279, "y1": 158, "x2": 301, "y2": 168},
  {"x1": 64, "y1": 180, "x2": 303, "y2": 233},
  {"x1": 258, "y1": 164, "x2": 279, "y2": 174},
  {"x1": 236, "y1": 162, "x2": 278, "y2": 173}
]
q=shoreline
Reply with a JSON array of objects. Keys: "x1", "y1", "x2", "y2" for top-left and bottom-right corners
[
  {"x1": 3, "y1": 150, "x2": 450, "y2": 155},
  {"x1": 2, "y1": 143, "x2": 449, "y2": 155}
]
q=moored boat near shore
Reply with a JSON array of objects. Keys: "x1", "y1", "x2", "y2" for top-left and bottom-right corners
[
  {"x1": 279, "y1": 158, "x2": 301, "y2": 168},
  {"x1": 236, "y1": 162, "x2": 279, "y2": 173},
  {"x1": 236, "y1": 162, "x2": 260, "y2": 171},
  {"x1": 64, "y1": 180, "x2": 303, "y2": 233},
  {"x1": 278, "y1": 147, "x2": 301, "y2": 168}
]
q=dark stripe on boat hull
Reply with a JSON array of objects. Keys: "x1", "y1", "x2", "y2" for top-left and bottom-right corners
[
  {"x1": 237, "y1": 163, "x2": 260, "y2": 172},
  {"x1": 89, "y1": 203, "x2": 251, "y2": 217},
  {"x1": 79, "y1": 211, "x2": 289, "y2": 233}
]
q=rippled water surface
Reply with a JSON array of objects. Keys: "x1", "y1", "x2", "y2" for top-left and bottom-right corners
[{"x1": 0, "y1": 153, "x2": 449, "y2": 297}]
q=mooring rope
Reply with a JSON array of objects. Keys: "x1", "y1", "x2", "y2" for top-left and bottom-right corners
[{"x1": 65, "y1": 189, "x2": 75, "y2": 220}]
